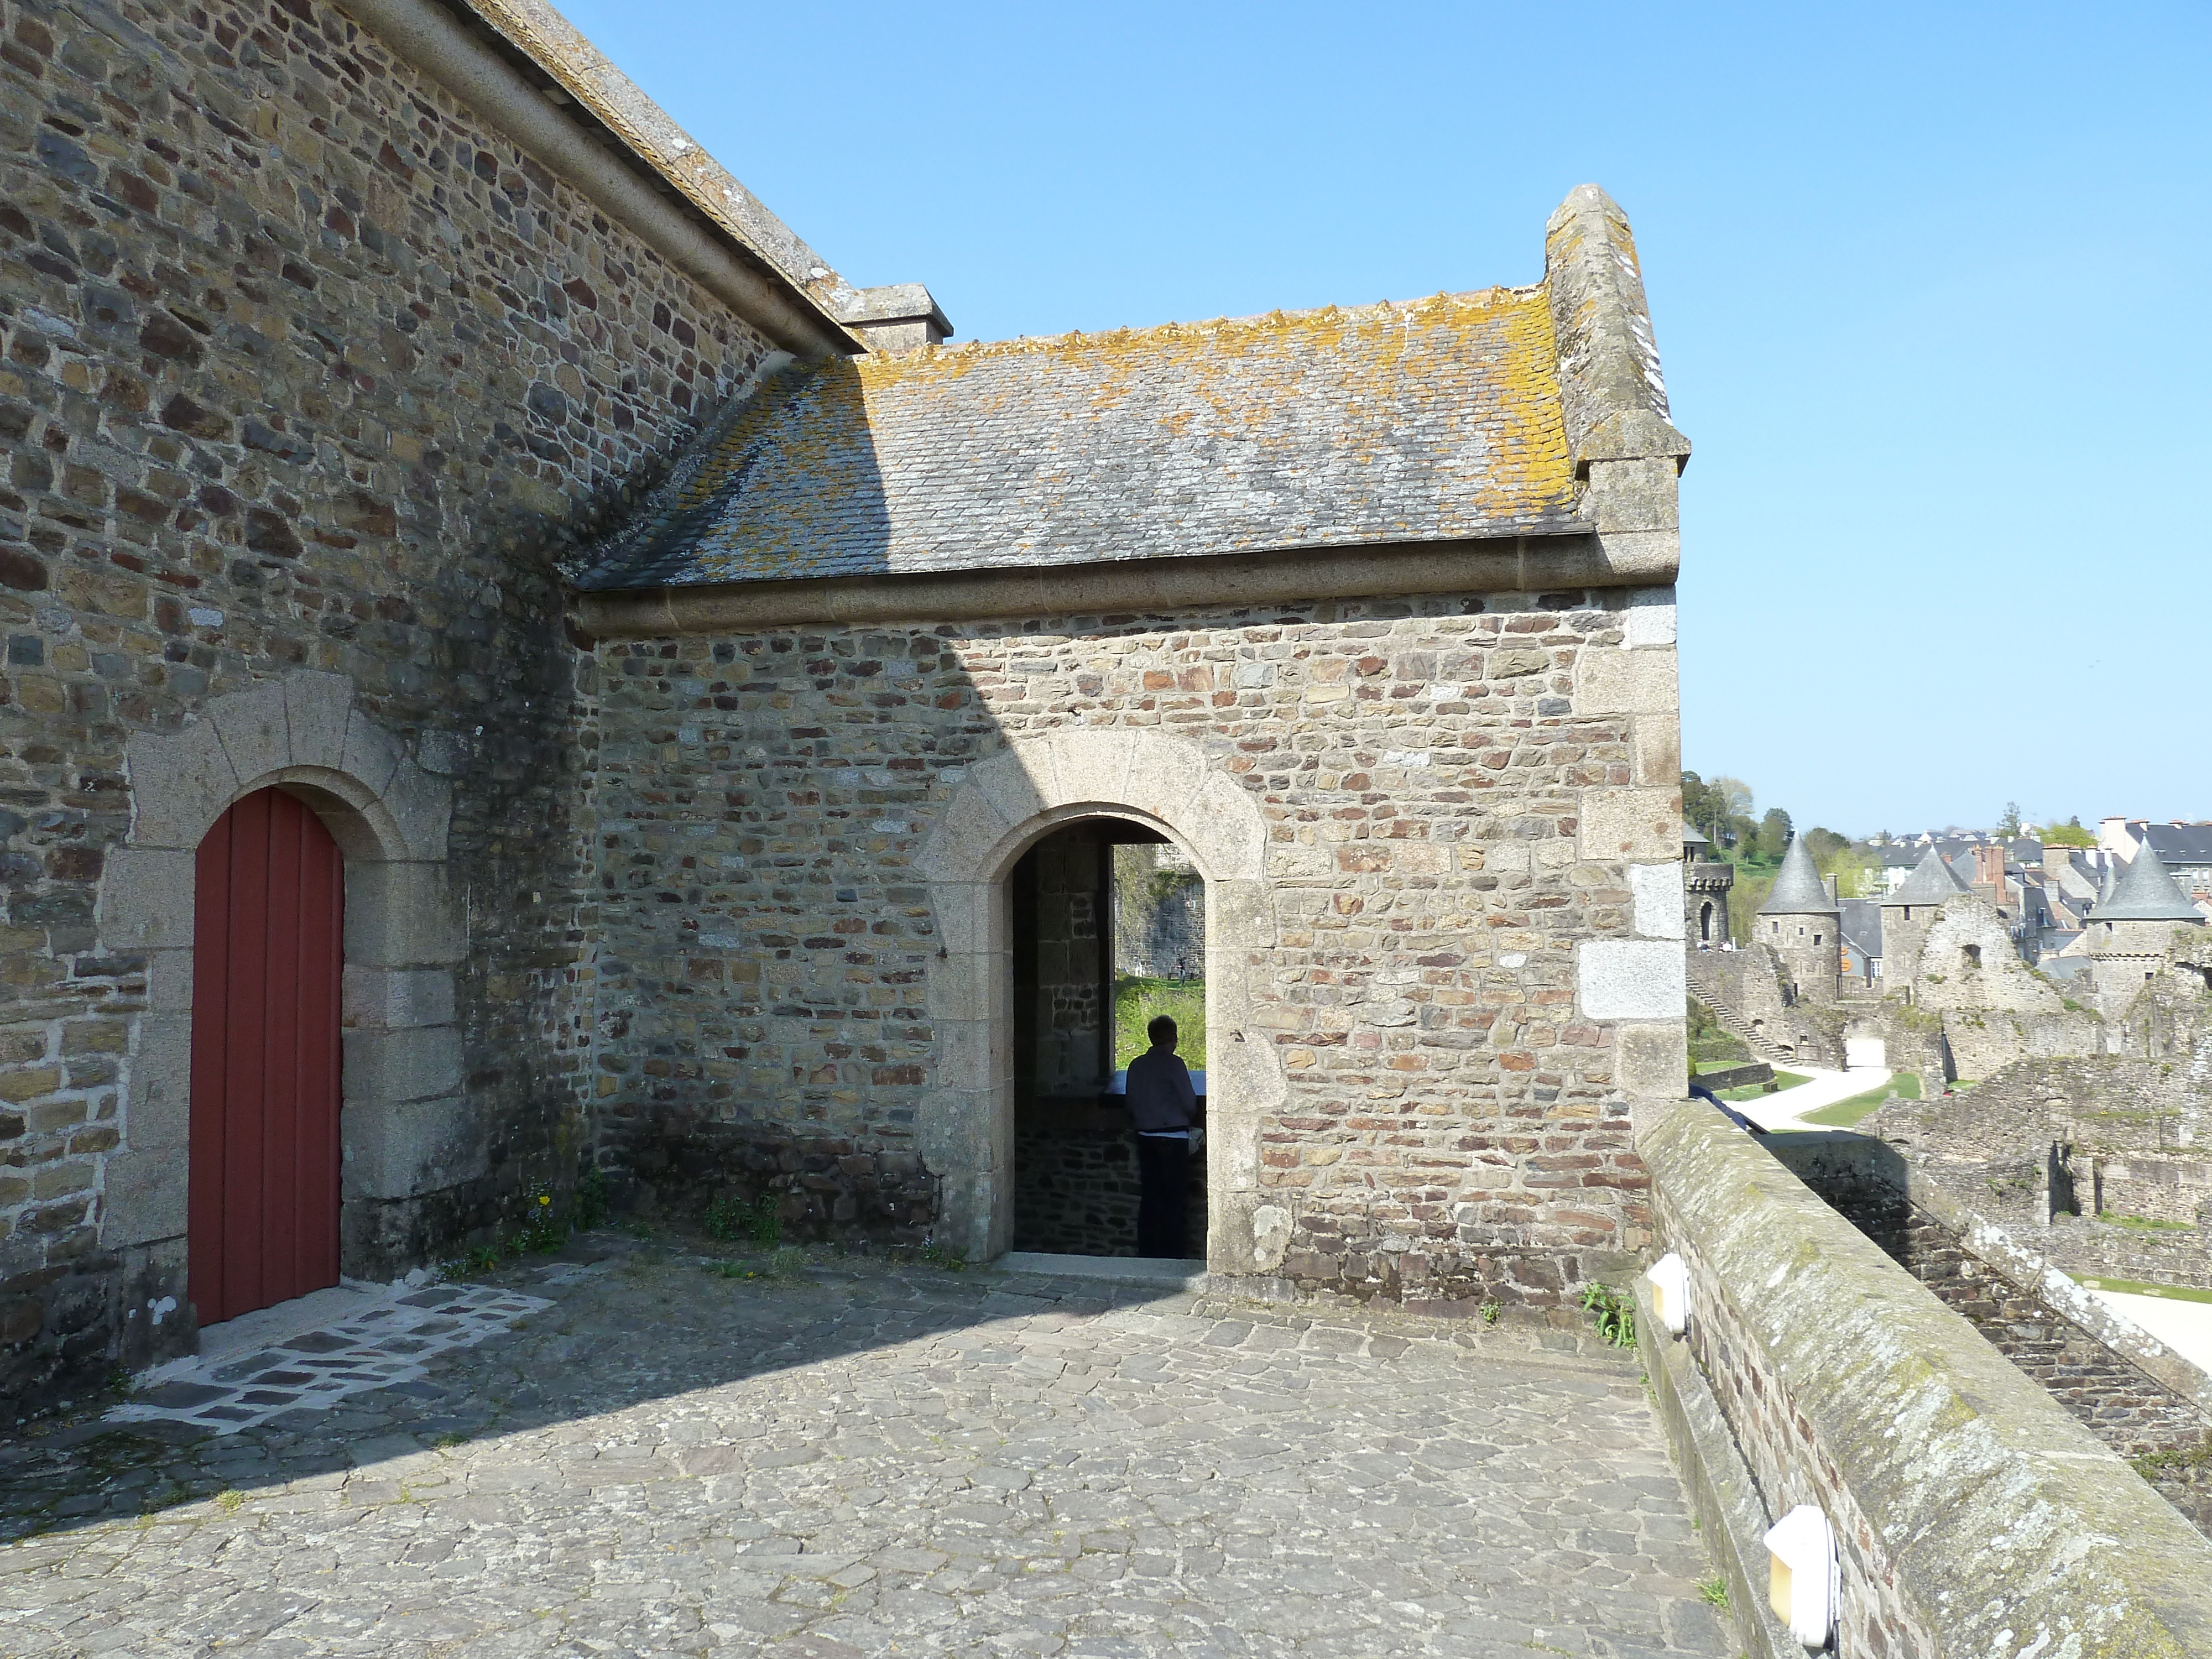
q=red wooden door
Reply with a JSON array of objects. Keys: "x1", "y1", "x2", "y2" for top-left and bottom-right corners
[{"x1": 189, "y1": 788, "x2": 344, "y2": 1325}]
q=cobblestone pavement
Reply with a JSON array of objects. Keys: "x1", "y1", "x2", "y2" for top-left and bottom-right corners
[{"x1": 0, "y1": 1237, "x2": 1731, "y2": 1658}]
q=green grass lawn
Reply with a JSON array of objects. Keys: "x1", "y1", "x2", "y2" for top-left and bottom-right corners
[
  {"x1": 2072, "y1": 1274, "x2": 2212, "y2": 1306},
  {"x1": 1114, "y1": 974, "x2": 1207, "y2": 1071},
  {"x1": 1717, "y1": 1071, "x2": 1811, "y2": 1102},
  {"x1": 1801, "y1": 1070, "x2": 1923, "y2": 1129}
]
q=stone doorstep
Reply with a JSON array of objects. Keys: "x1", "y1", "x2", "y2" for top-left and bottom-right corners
[{"x1": 991, "y1": 1251, "x2": 1208, "y2": 1291}]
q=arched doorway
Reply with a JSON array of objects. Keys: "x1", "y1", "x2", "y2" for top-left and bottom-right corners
[
  {"x1": 1010, "y1": 817, "x2": 1208, "y2": 1259},
  {"x1": 188, "y1": 788, "x2": 345, "y2": 1324},
  {"x1": 1698, "y1": 900, "x2": 1713, "y2": 943}
]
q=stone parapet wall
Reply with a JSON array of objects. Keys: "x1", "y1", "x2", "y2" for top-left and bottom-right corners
[
  {"x1": 1768, "y1": 1129, "x2": 2212, "y2": 1536},
  {"x1": 1641, "y1": 1102, "x2": 2212, "y2": 1658},
  {"x1": 0, "y1": 0, "x2": 774, "y2": 1407},
  {"x1": 589, "y1": 585, "x2": 1679, "y2": 1301}
]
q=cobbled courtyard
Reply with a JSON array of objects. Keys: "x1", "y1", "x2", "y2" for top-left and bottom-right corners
[{"x1": 0, "y1": 1238, "x2": 1732, "y2": 1658}]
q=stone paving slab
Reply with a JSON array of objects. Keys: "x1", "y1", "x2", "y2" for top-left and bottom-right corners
[
  {"x1": 0, "y1": 1237, "x2": 1731, "y2": 1657},
  {"x1": 106, "y1": 1282, "x2": 552, "y2": 1434}
]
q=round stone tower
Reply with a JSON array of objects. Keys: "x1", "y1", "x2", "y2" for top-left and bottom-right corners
[
  {"x1": 1877, "y1": 843, "x2": 1973, "y2": 998},
  {"x1": 2090, "y1": 840, "x2": 2205, "y2": 1008},
  {"x1": 1684, "y1": 818, "x2": 1734, "y2": 946},
  {"x1": 1757, "y1": 836, "x2": 1841, "y2": 1004}
]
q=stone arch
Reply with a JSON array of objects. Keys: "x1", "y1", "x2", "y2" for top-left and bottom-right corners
[
  {"x1": 912, "y1": 729, "x2": 1286, "y2": 1273},
  {"x1": 95, "y1": 672, "x2": 458, "y2": 1352}
]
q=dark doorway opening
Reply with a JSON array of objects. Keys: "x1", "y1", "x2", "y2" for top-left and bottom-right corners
[
  {"x1": 189, "y1": 787, "x2": 345, "y2": 1325},
  {"x1": 1011, "y1": 818, "x2": 1207, "y2": 1258}
]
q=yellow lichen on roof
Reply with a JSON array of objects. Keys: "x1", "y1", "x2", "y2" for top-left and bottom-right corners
[{"x1": 576, "y1": 285, "x2": 1582, "y2": 591}]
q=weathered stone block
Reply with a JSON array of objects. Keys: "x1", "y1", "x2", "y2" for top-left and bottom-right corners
[
  {"x1": 101, "y1": 1149, "x2": 188, "y2": 1249},
  {"x1": 283, "y1": 671, "x2": 356, "y2": 769},
  {"x1": 1629, "y1": 864, "x2": 1686, "y2": 940},
  {"x1": 207, "y1": 683, "x2": 292, "y2": 786},
  {"x1": 1578, "y1": 940, "x2": 1687, "y2": 1020},
  {"x1": 337, "y1": 706, "x2": 404, "y2": 802},
  {"x1": 379, "y1": 761, "x2": 453, "y2": 862},
  {"x1": 346, "y1": 863, "x2": 463, "y2": 968},
  {"x1": 1573, "y1": 645, "x2": 1678, "y2": 716},
  {"x1": 1579, "y1": 787, "x2": 1679, "y2": 862},
  {"x1": 342, "y1": 967, "x2": 457, "y2": 1030},
  {"x1": 144, "y1": 947, "x2": 192, "y2": 1013},
  {"x1": 1614, "y1": 1020, "x2": 1688, "y2": 1095},
  {"x1": 99, "y1": 849, "x2": 195, "y2": 950},
  {"x1": 342, "y1": 1094, "x2": 486, "y2": 1201},
  {"x1": 123, "y1": 1011, "x2": 191, "y2": 1155},
  {"x1": 124, "y1": 725, "x2": 237, "y2": 851},
  {"x1": 342, "y1": 1025, "x2": 463, "y2": 1107},
  {"x1": 915, "y1": 787, "x2": 1015, "y2": 883},
  {"x1": 1047, "y1": 729, "x2": 1136, "y2": 807}
]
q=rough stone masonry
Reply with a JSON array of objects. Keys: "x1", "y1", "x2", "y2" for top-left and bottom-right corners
[{"x1": 0, "y1": 0, "x2": 1691, "y2": 1415}]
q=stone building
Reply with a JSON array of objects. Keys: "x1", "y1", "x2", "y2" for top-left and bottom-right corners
[
  {"x1": 0, "y1": 0, "x2": 1689, "y2": 1405},
  {"x1": 1754, "y1": 834, "x2": 1840, "y2": 1004},
  {"x1": 1877, "y1": 842, "x2": 1971, "y2": 994},
  {"x1": 2090, "y1": 840, "x2": 2205, "y2": 1013},
  {"x1": 1682, "y1": 818, "x2": 1732, "y2": 946}
]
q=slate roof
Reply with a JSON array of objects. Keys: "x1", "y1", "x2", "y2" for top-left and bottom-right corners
[
  {"x1": 2099, "y1": 843, "x2": 2204, "y2": 922},
  {"x1": 1758, "y1": 837, "x2": 1840, "y2": 915},
  {"x1": 2141, "y1": 823, "x2": 2212, "y2": 868},
  {"x1": 1839, "y1": 899, "x2": 1883, "y2": 961},
  {"x1": 1683, "y1": 820, "x2": 1710, "y2": 850},
  {"x1": 1884, "y1": 844, "x2": 1972, "y2": 907},
  {"x1": 571, "y1": 290, "x2": 1584, "y2": 591}
]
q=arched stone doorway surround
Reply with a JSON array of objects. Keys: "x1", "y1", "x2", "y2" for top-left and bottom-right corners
[
  {"x1": 96, "y1": 672, "x2": 457, "y2": 1349},
  {"x1": 914, "y1": 730, "x2": 1287, "y2": 1274}
]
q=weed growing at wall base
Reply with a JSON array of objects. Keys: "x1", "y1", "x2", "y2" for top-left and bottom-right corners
[
  {"x1": 1580, "y1": 1284, "x2": 1636, "y2": 1348},
  {"x1": 703, "y1": 1194, "x2": 784, "y2": 1248}
]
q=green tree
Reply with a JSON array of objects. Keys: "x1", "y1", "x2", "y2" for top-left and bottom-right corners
[
  {"x1": 1997, "y1": 801, "x2": 2023, "y2": 838},
  {"x1": 2038, "y1": 816, "x2": 2096, "y2": 848},
  {"x1": 1802, "y1": 827, "x2": 1849, "y2": 862},
  {"x1": 1755, "y1": 808, "x2": 1793, "y2": 860},
  {"x1": 1728, "y1": 869, "x2": 1775, "y2": 942}
]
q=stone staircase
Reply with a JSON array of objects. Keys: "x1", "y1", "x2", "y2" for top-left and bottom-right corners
[{"x1": 1684, "y1": 952, "x2": 1794, "y2": 1066}]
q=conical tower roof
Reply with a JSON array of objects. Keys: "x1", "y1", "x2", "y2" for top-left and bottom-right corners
[
  {"x1": 1683, "y1": 818, "x2": 1709, "y2": 851},
  {"x1": 2098, "y1": 842, "x2": 2203, "y2": 923},
  {"x1": 2097, "y1": 858, "x2": 2119, "y2": 908},
  {"x1": 1883, "y1": 843, "x2": 1971, "y2": 907},
  {"x1": 1757, "y1": 836, "x2": 1840, "y2": 915}
]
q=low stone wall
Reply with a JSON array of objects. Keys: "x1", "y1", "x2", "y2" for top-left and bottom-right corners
[
  {"x1": 1013, "y1": 1098, "x2": 1207, "y2": 1258},
  {"x1": 1640, "y1": 1102, "x2": 2212, "y2": 1658},
  {"x1": 611, "y1": 1104, "x2": 938, "y2": 1249},
  {"x1": 1692, "y1": 1062, "x2": 1771, "y2": 1093}
]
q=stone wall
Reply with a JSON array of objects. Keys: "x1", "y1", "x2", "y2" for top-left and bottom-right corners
[
  {"x1": 1011, "y1": 1095, "x2": 1206, "y2": 1258},
  {"x1": 1767, "y1": 1130, "x2": 2212, "y2": 1540},
  {"x1": 1684, "y1": 945, "x2": 1839, "y2": 1066},
  {"x1": 1641, "y1": 1102, "x2": 2212, "y2": 1657},
  {"x1": 587, "y1": 583, "x2": 1678, "y2": 1305},
  {"x1": 0, "y1": 0, "x2": 778, "y2": 1407},
  {"x1": 1112, "y1": 841, "x2": 1202, "y2": 980}
]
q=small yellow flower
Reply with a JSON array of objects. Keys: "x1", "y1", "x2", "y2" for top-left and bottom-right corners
[{"x1": 539, "y1": 1194, "x2": 551, "y2": 1206}]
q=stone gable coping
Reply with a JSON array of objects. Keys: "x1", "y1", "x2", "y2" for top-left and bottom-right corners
[{"x1": 340, "y1": 0, "x2": 854, "y2": 358}]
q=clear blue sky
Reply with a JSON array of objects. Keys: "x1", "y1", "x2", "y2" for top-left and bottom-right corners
[{"x1": 561, "y1": 2, "x2": 2209, "y2": 838}]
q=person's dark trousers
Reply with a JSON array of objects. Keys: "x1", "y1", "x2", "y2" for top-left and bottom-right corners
[{"x1": 1135, "y1": 1134, "x2": 1190, "y2": 1258}]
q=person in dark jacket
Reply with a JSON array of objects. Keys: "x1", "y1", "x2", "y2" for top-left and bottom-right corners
[{"x1": 1124, "y1": 1014, "x2": 1199, "y2": 1258}]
